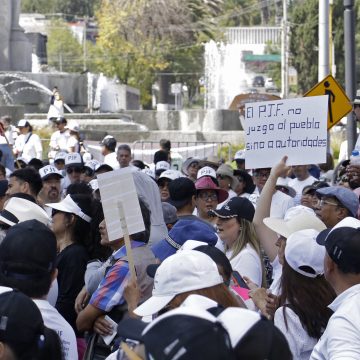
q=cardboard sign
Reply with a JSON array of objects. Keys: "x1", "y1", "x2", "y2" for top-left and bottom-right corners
[
  {"x1": 97, "y1": 167, "x2": 145, "y2": 242},
  {"x1": 244, "y1": 96, "x2": 328, "y2": 168}
]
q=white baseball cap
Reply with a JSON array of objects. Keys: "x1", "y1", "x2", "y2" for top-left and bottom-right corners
[
  {"x1": 133, "y1": 250, "x2": 223, "y2": 317},
  {"x1": 67, "y1": 121, "x2": 80, "y2": 133},
  {"x1": 89, "y1": 179, "x2": 99, "y2": 192},
  {"x1": 39, "y1": 165, "x2": 64, "y2": 180},
  {"x1": 54, "y1": 151, "x2": 67, "y2": 162},
  {"x1": 84, "y1": 160, "x2": 101, "y2": 172},
  {"x1": 46, "y1": 194, "x2": 91, "y2": 223},
  {"x1": 0, "y1": 197, "x2": 50, "y2": 226},
  {"x1": 234, "y1": 149, "x2": 246, "y2": 161},
  {"x1": 141, "y1": 168, "x2": 155, "y2": 179},
  {"x1": 17, "y1": 119, "x2": 29, "y2": 128},
  {"x1": 197, "y1": 166, "x2": 217, "y2": 180},
  {"x1": 65, "y1": 153, "x2": 83, "y2": 167},
  {"x1": 155, "y1": 161, "x2": 170, "y2": 171},
  {"x1": 158, "y1": 169, "x2": 182, "y2": 182},
  {"x1": 263, "y1": 206, "x2": 326, "y2": 238},
  {"x1": 285, "y1": 229, "x2": 325, "y2": 278}
]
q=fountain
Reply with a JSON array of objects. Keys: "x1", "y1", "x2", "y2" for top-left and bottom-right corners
[{"x1": 204, "y1": 40, "x2": 254, "y2": 110}]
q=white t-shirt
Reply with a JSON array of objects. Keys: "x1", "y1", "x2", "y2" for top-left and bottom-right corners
[
  {"x1": 269, "y1": 256, "x2": 282, "y2": 296},
  {"x1": 310, "y1": 284, "x2": 360, "y2": 360},
  {"x1": 33, "y1": 299, "x2": 78, "y2": 360},
  {"x1": 49, "y1": 130, "x2": 70, "y2": 151},
  {"x1": 249, "y1": 188, "x2": 295, "y2": 219},
  {"x1": 14, "y1": 133, "x2": 43, "y2": 161},
  {"x1": 67, "y1": 136, "x2": 79, "y2": 153},
  {"x1": 275, "y1": 306, "x2": 318, "y2": 360},
  {"x1": 288, "y1": 176, "x2": 317, "y2": 205},
  {"x1": 104, "y1": 152, "x2": 119, "y2": 170},
  {"x1": 226, "y1": 243, "x2": 262, "y2": 287}
]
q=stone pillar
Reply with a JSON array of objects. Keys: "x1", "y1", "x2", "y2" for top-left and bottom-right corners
[
  {"x1": 0, "y1": 0, "x2": 12, "y2": 70},
  {"x1": 9, "y1": 0, "x2": 32, "y2": 71}
]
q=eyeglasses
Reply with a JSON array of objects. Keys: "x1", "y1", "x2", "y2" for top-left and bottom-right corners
[
  {"x1": 317, "y1": 199, "x2": 341, "y2": 208},
  {"x1": 66, "y1": 166, "x2": 83, "y2": 174},
  {"x1": 198, "y1": 192, "x2": 218, "y2": 201},
  {"x1": 254, "y1": 172, "x2": 270, "y2": 179}
]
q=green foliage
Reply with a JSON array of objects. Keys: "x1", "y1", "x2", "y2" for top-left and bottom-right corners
[
  {"x1": 21, "y1": 0, "x2": 100, "y2": 17},
  {"x1": 289, "y1": 0, "x2": 318, "y2": 94},
  {"x1": 265, "y1": 42, "x2": 281, "y2": 89},
  {"x1": 47, "y1": 20, "x2": 84, "y2": 73}
]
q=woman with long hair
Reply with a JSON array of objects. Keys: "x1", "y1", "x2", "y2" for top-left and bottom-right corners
[
  {"x1": 211, "y1": 197, "x2": 265, "y2": 287},
  {"x1": 274, "y1": 229, "x2": 336, "y2": 360},
  {"x1": 46, "y1": 193, "x2": 92, "y2": 357}
]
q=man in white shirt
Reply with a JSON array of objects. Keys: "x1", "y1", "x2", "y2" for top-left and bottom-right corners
[
  {"x1": 311, "y1": 217, "x2": 360, "y2": 359},
  {"x1": 48, "y1": 117, "x2": 70, "y2": 160},
  {"x1": 117, "y1": 143, "x2": 132, "y2": 168},
  {"x1": 0, "y1": 220, "x2": 78, "y2": 360},
  {"x1": 288, "y1": 165, "x2": 317, "y2": 204},
  {"x1": 100, "y1": 135, "x2": 119, "y2": 169}
]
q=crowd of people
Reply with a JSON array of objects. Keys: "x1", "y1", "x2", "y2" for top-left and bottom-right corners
[{"x1": 0, "y1": 113, "x2": 359, "y2": 360}]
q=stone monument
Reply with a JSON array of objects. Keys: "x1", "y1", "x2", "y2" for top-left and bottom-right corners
[{"x1": 0, "y1": 0, "x2": 32, "y2": 71}]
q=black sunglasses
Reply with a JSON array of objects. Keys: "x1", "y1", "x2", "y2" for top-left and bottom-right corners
[{"x1": 66, "y1": 166, "x2": 83, "y2": 174}]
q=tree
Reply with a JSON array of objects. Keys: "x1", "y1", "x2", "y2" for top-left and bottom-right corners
[
  {"x1": 289, "y1": 0, "x2": 318, "y2": 94},
  {"x1": 47, "y1": 20, "x2": 84, "y2": 73},
  {"x1": 94, "y1": 0, "x2": 225, "y2": 108}
]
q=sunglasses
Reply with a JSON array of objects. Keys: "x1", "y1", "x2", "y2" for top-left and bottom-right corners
[
  {"x1": 82, "y1": 168, "x2": 95, "y2": 177},
  {"x1": 66, "y1": 166, "x2": 83, "y2": 174}
]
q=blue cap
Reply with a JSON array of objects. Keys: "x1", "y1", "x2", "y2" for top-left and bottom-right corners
[
  {"x1": 151, "y1": 220, "x2": 218, "y2": 261},
  {"x1": 316, "y1": 186, "x2": 359, "y2": 217}
]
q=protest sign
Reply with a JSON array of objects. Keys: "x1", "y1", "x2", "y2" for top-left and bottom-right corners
[
  {"x1": 97, "y1": 167, "x2": 145, "y2": 242},
  {"x1": 244, "y1": 96, "x2": 328, "y2": 169}
]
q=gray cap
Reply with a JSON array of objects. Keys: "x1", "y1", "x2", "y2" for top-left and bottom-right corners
[
  {"x1": 316, "y1": 186, "x2": 359, "y2": 217},
  {"x1": 162, "y1": 202, "x2": 177, "y2": 224}
]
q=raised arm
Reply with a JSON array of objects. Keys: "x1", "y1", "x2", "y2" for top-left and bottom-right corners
[{"x1": 253, "y1": 156, "x2": 290, "y2": 261}]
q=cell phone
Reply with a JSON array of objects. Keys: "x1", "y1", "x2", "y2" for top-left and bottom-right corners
[{"x1": 231, "y1": 271, "x2": 250, "y2": 290}]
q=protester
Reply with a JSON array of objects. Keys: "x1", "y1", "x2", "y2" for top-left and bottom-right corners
[
  {"x1": 182, "y1": 157, "x2": 200, "y2": 182},
  {"x1": 274, "y1": 229, "x2": 335, "y2": 360},
  {"x1": 315, "y1": 186, "x2": 359, "y2": 228},
  {"x1": 64, "y1": 152, "x2": 84, "y2": 188},
  {"x1": 151, "y1": 220, "x2": 219, "y2": 261},
  {"x1": 195, "y1": 176, "x2": 228, "y2": 225},
  {"x1": 233, "y1": 149, "x2": 246, "y2": 170},
  {"x1": 46, "y1": 194, "x2": 92, "y2": 342},
  {"x1": 37, "y1": 165, "x2": 63, "y2": 210},
  {"x1": 48, "y1": 117, "x2": 70, "y2": 160},
  {"x1": 0, "y1": 290, "x2": 62, "y2": 360},
  {"x1": 76, "y1": 199, "x2": 156, "y2": 336},
  {"x1": 6, "y1": 166, "x2": 42, "y2": 200},
  {"x1": 233, "y1": 169, "x2": 255, "y2": 197},
  {"x1": 14, "y1": 119, "x2": 43, "y2": 162},
  {"x1": 311, "y1": 217, "x2": 360, "y2": 359},
  {"x1": 100, "y1": 135, "x2": 119, "y2": 170},
  {"x1": 117, "y1": 144, "x2": 132, "y2": 168},
  {"x1": 300, "y1": 181, "x2": 329, "y2": 209},
  {"x1": 0, "y1": 116, "x2": 15, "y2": 171},
  {"x1": 53, "y1": 150, "x2": 67, "y2": 173},
  {"x1": 133, "y1": 250, "x2": 240, "y2": 317},
  {"x1": 157, "y1": 169, "x2": 182, "y2": 202},
  {"x1": 81, "y1": 160, "x2": 100, "y2": 184},
  {"x1": 249, "y1": 166, "x2": 294, "y2": 218},
  {"x1": 288, "y1": 165, "x2": 317, "y2": 204},
  {"x1": 216, "y1": 164, "x2": 239, "y2": 201},
  {"x1": 67, "y1": 121, "x2": 81, "y2": 153},
  {"x1": 161, "y1": 202, "x2": 178, "y2": 230},
  {"x1": 155, "y1": 160, "x2": 170, "y2": 179},
  {"x1": 0, "y1": 220, "x2": 78, "y2": 360},
  {"x1": 211, "y1": 197, "x2": 264, "y2": 287},
  {"x1": 197, "y1": 165, "x2": 218, "y2": 184}
]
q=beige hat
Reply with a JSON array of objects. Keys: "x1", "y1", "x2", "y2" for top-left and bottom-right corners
[
  {"x1": 263, "y1": 206, "x2": 326, "y2": 238},
  {"x1": 216, "y1": 164, "x2": 239, "y2": 190}
]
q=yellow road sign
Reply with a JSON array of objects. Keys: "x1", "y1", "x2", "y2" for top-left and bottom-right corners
[{"x1": 304, "y1": 75, "x2": 352, "y2": 130}]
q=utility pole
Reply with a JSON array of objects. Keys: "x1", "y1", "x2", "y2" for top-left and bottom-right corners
[
  {"x1": 318, "y1": 0, "x2": 329, "y2": 81},
  {"x1": 281, "y1": 0, "x2": 289, "y2": 98},
  {"x1": 344, "y1": 0, "x2": 357, "y2": 153},
  {"x1": 83, "y1": 18, "x2": 87, "y2": 72}
]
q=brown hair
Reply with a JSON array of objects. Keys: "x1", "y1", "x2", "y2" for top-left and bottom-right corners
[
  {"x1": 279, "y1": 260, "x2": 336, "y2": 339},
  {"x1": 168, "y1": 283, "x2": 242, "y2": 309}
]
